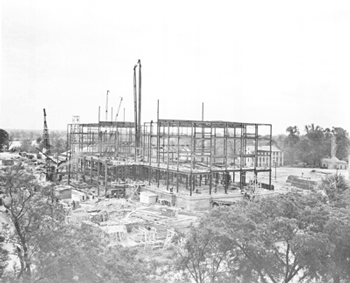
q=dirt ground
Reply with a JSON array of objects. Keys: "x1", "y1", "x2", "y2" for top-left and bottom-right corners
[{"x1": 258, "y1": 166, "x2": 349, "y2": 190}]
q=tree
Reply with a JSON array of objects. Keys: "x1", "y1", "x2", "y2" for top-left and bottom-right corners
[
  {"x1": 174, "y1": 223, "x2": 235, "y2": 283},
  {"x1": 0, "y1": 129, "x2": 10, "y2": 152},
  {"x1": 0, "y1": 234, "x2": 8, "y2": 278},
  {"x1": 175, "y1": 192, "x2": 343, "y2": 283},
  {"x1": 322, "y1": 128, "x2": 333, "y2": 158},
  {"x1": 51, "y1": 137, "x2": 66, "y2": 155},
  {"x1": 275, "y1": 134, "x2": 287, "y2": 150},
  {"x1": 318, "y1": 175, "x2": 350, "y2": 282},
  {"x1": 284, "y1": 126, "x2": 300, "y2": 166},
  {"x1": 323, "y1": 209, "x2": 350, "y2": 283},
  {"x1": 17, "y1": 139, "x2": 34, "y2": 153},
  {"x1": 1, "y1": 164, "x2": 54, "y2": 280},
  {"x1": 31, "y1": 225, "x2": 152, "y2": 283},
  {"x1": 295, "y1": 136, "x2": 312, "y2": 165},
  {"x1": 303, "y1": 124, "x2": 325, "y2": 166},
  {"x1": 287, "y1": 125, "x2": 350, "y2": 167},
  {"x1": 0, "y1": 165, "x2": 155, "y2": 283},
  {"x1": 332, "y1": 127, "x2": 350, "y2": 160},
  {"x1": 319, "y1": 174, "x2": 350, "y2": 208}
]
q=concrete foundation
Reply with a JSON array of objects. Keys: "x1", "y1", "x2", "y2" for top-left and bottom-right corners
[{"x1": 140, "y1": 185, "x2": 276, "y2": 211}]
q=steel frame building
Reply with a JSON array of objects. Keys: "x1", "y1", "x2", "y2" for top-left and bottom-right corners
[
  {"x1": 67, "y1": 121, "x2": 137, "y2": 159},
  {"x1": 67, "y1": 118, "x2": 273, "y2": 196},
  {"x1": 142, "y1": 119, "x2": 273, "y2": 195}
]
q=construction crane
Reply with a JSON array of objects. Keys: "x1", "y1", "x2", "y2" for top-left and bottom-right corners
[
  {"x1": 36, "y1": 147, "x2": 65, "y2": 181},
  {"x1": 114, "y1": 97, "x2": 123, "y2": 121},
  {"x1": 38, "y1": 109, "x2": 66, "y2": 182},
  {"x1": 41, "y1": 108, "x2": 52, "y2": 181},
  {"x1": 42, "y1": 109, "x2": 51, "y2": 154}
]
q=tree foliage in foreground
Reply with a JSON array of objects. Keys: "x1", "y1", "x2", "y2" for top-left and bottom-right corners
[
  {"x1": 319, "y1": 173, "x2": 350, "y2": 207},
  {"x1": 0, "y1": 165, "x2": 153, "y2": 283},
  {"x1": 175, "y1": 180, "x2": 350, "y2": 283},
  {"x1": 0, "y1": 129, "x2": 10, "y2": 152},
  {"x1": 0, "y1": 236, "x2": 8, "y2": 278}
]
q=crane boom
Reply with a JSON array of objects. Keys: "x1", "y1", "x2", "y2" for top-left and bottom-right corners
[
  {"x1": 36, "y1": 147, "x2": 57, "y2": 165},
  {"x1": 105, "y1": 90, "x2": 109, "y2": 121},
  {"x1": 42, "y1": 108, "x2": 53, "y2": 181},
  {"x1": 114, "y1": 97, "x2": 123, "y2": 121}
]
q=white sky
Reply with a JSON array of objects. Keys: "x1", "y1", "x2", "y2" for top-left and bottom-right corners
[{"x1": 1, "y1": 0, "x2": 350, "y2": 135}]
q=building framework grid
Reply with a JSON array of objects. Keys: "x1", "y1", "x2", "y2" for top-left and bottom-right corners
[{"x1": 67, "y1": 118, "x2": 273, "y2": 196}]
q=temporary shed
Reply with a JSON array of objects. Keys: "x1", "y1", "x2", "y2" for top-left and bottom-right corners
[{"x1": 140, "y1": 191, "x2": 158, "y2": 204}]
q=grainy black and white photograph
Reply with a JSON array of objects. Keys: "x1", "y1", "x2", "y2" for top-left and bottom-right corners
[{"x1": 1, "y1": 0, "x2": 350, "y2": 282}]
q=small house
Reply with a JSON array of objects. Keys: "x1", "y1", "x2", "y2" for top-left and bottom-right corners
[{"x1": 321, "y1": 156, "x2": 348, "y2": 170}]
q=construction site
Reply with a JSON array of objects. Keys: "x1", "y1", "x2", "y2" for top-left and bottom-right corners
[
  {"x1": 0, "y1": 60, "x2": 300, "y2": 258},
  {"x1": 65, "y1": 60, "x2": 275, "y2": 211}
]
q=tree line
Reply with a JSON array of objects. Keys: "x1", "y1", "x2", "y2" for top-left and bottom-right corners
[
  {"x1": 2, "y1": 125, "x2": 349, "y2": 165},
  {"x1": 0, "y1": 129, "x2": 67, "y2": 155},
  {"x1": 276, "y1": 124, "x2": 350, "y2": 166}
]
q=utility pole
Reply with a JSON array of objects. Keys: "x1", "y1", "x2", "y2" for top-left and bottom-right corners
[{"x1": 274, "y1": 161, "x2": 277, "y2": 181}]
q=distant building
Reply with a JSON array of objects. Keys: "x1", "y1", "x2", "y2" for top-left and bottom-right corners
[
  {"x1": 246, "y1": 145, "x2": 284, "y2": 167},
  {"x1": 9, "y1": 141, "x2": 22, "y2": 151},
  {"x1": 55, "y1": 187, "x2": 88, "y2": 202},
  {"x1": 321, "y1": 156, "x2": 347, "y2": 170},
  {"x1": 321, "y1": 134, "x2": 348, "y2": 169}
]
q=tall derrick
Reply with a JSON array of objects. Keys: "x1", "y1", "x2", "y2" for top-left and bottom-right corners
[{"x1": 43, "y1": 108, "x2": 51, "y2": 154}]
